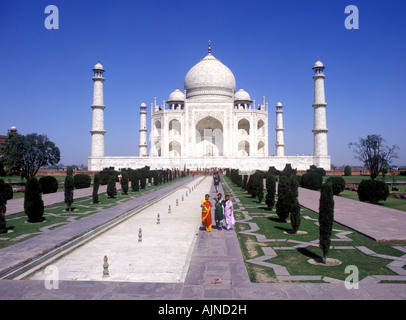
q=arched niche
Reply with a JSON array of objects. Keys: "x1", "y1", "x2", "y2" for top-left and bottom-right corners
[{"x1": 238, "y1": 119, "x2": 250, "y2": 136}]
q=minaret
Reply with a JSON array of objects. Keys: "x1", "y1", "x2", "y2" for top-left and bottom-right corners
[
  {"x1": 90, "y1": 61, "x2": 106, "y2": 158},
  {"x1": 139, "y1": 102, "x2": 148, "y2": 157},
  {"x1": 275, "y1": 101, "x2": 285, "y2": 156},
  {"x1": 312, "y1": 59, "x2": 328, "y2": 157}
]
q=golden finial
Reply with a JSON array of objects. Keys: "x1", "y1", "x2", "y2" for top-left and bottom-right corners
[{"x1": 208, "y1": 40, "x2": 211, "y2": 54}]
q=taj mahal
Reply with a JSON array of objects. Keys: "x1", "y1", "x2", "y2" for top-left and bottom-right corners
[{"x1": 88, "y1": 43, "x2": 331, "y2": 172}]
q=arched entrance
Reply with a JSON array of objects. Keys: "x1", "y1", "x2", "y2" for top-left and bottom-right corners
[{"x1": 195, "y1": 116, "x2": 223, "y2": 156}]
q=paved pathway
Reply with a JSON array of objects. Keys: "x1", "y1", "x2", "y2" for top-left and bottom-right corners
[
  {"x1": 27, "y1": 176, "x2": 209, "y2": 283},
  {"x1": 298, "y1": 187, "x2": 406, "y2": 241},
  {"x1": 0, "y1": 176, "x2": 405, "y2": 300}
]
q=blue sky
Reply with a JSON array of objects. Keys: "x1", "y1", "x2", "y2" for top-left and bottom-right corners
[{"x1": 0, "y1": 0, "x2": 405, "y2": 168}]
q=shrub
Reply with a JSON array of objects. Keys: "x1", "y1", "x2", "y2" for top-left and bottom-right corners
[
  {"x1": 301, "y1": 172, "x2": 323, "y2": 190},
  {"x1": 66, "y1": 166, "x2": 73, "y2": 176},
  {"x1": 268, "y1": 166, "x2": 281, "y2": 177},
  {"x1": 357, "y1": 179, "x2": 389, "y2": 204},
  {"x1": 129, "y1": 169, "x2": 139, "y2": 192},
  {"x1": 344, "y1": 165, "x2": 352, "y2": 176},
  {"x1": 399, "y1": 171, "x2": 406, "y2": 176},
  {"x1": 64, "y1": 175, "x2": 74, "y2": 211},
  {"x1": 151, "y1": 170, "x2": 159, "y2": 186},
  {"x1": 121, "y1": 171, "x2": 129, "y2": 195},
  {"x1": 246, "y1": 170, "x2": 264, "y2": 199},
  {"x1": 24, "y1": 177, "x2": 45, "y2": 222},
  {"x1": 139, "y1": 167, "x2": 149, "y2": 189},
  {"x1": 326, "y1": 176, "x2": 346, "y2": 195},
  {"x1": 307, "y1": 165, "x2": 326, "y2": 176},
  {"x1": 319, "y1": 182, "x2": 335, "y2": 263},
  {"x1": 280, "y1": 164, "x2": 296, "y2": 177},
  {"x1": 99, "y1": 167, "x2": 118, "y2": 185},
  {"x1": 276, "y1": 175, "x2": 290, "y2": 222},
  {"x1": 92, "y1": 173, "x2": 100, "y2": 204},
  {"x1": 257, "y1": 185, "x2": 264, "y2": 203},
  {"x1": 0, "y1": 179, "x2": 13, "y2": 233},
  {"x1": 73, "y1": 174, "x2": 91, "y2": 189},
  {"x1": 39, "y1": 176, "x2": 58, "y2": 194},
  {"x1": 107, "y1": 176, "x2": 117, "y2": 198},
  {"x1": 265, "y1": 173, "x2": 276, "y2": 210},
  {"x1": 242, "y1": 175, "x2": 248, "y2": 190},
  {"x1": 289, "y1": 175, "x2": 301, "y2": 233}
]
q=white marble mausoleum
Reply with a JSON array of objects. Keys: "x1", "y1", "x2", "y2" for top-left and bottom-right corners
[{"x1": 88, "y1": 45, "x2": 331, "y2": 172}]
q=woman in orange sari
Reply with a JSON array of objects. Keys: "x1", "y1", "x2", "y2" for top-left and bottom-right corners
[{"x1": 201, "y1": 194, "x2": 213, "y2": 232}]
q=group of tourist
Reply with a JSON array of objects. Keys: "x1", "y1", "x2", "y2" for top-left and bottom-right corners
[{"x1": 200, "y1": 193, "x2": 235, "y2": 232}]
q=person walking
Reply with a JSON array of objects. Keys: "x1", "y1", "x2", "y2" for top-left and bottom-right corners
[
  {"x1": 213, "y1": 193, "x2": 224, "y2": 231},
  {"x1": 201, "y1": 194, "x2": 213, "y2": 232},
  {"x1": 213, "y1": 172, "x2": 220, "y2": 193},
  {"x1": 224, "y1": 195, "x2": 235, "y2": 231}
]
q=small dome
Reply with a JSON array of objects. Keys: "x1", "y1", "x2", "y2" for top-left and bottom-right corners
[
  {"x1": 10, "y1": 126, "x2": 17, "y2": 131},
  {"x1": 234, "y1": 88, "x2": 251, "y2": 102},
  {"x1": 140, "y1": 102, "x2": 146, "y2": 107},
  {"x1": 276, "y1": 101, "x2": 283, "y2": 107},
  {"x1": 314, "y1": 59, "x2": 324, "y2": 68},
  {"x1": 168, "y1": 88, "x2": 185, "y2": 102},
  {"x1": 93, "y1": 61, "x2": 104, "y2": 71}
]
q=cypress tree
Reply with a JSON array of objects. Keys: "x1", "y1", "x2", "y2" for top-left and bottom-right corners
[
  {"x1": 0, "y1": 179, "x2": 13, "y2": 233},
  {"x1": 64, "y1": 167, "x2": 74, "y2": 212},
  {"x1": 92, "y1": 173, "x2": 100, "y2": 204},
  {"x1": 134, "y1": 170, "x2": 140, "y2": 191},
  {"x1": 107, "y1": 176, "x2": 117, "y2": 198},
  {"x1": 319, "y1": 182, "x2": 335, "y2": 264},
  {"x1": 276, "y1": 175, "x2": 290, "y2": 222},
  {"x1": 289, "y1": 175, "x2": 301, "y2": 233},
  {"x1": 121, "y1": 171, "x2": 129, "y2": 195},
  {"x1": 265, "y1": 173, "x2": 276, "y2": 210},
  {"x1": 24, "y1": 177, "x2": 45, "y2": 222}
]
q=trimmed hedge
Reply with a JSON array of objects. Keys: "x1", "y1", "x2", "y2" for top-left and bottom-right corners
[
  {"x1": 24, "y1": 177, "x2": 45, "y2": 222},
  {"x1": 0, "y1": 179, "x2": 13, "y2": 233},
  {"x1": 326, "y1": 176, "x2": 346, "y2": 195},
  {"x1": 357, "y1": 179, "x2": 389, "y2": 204},
  {"x1": 73, "y1": 174, "x2": 91, "y2": 189},
  {"x1": 265, "y1": 173, "x2": 276, "y2": 210},
  {"x1": 276, "y1": 175, "x2": 290, "y2": 222},
  {"x1": 319, "y1": 182, "x2": 334, "y2": 263},
  {"x1": 344, "y1": 165, "x2": 352, "y2": 176},
  {"x1": 307, "y1": 165, "x2": 326, "y2": 176},
  {"x1": 300, "y1": 172, "x2": 323, "y2": 190},
  {"x1": 39, "y1": 176, "x2": 58, "y2": 194}
]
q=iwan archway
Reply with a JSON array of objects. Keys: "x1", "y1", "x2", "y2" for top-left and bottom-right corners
[{"x1": 195, "y1": 116, "x2": 223, "y2": 157}]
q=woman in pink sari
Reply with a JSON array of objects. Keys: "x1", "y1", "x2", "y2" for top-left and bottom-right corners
[{"x1": 224, "y1": 195, "x2": 235, "y2": 231}]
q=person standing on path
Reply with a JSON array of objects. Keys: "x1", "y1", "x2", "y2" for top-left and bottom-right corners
[
  {"x1": 201, "y1": 194, "x2": 213, "y2": 232},
  {"x1": 224, "y1": 195, "x2": 235, "y2": 231},
  {"x1": 213, "y1": 193, "x2": 224, "y2": 231},
  {"x1": 213, "y1": 172, "x2": 219, "y2": 193}
]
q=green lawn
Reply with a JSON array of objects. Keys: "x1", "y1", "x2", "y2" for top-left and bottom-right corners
[
  {"x1": 322, "y1": 175, "x2": 406, "y2": 212},
  {"x1": 324, "y1": 174, "x2": 406, "y2": 184},
  {"x1": 221, "y1": 175, "x2": 406, "y2": 284}
]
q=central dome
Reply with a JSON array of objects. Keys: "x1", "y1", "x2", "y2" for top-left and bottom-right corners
[{"x1": 184, "y1": 53, "x2": 236, "y2": 99}]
